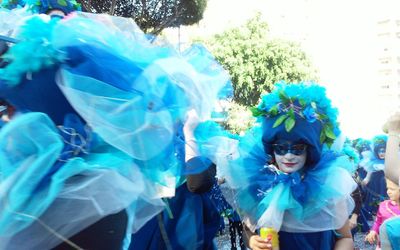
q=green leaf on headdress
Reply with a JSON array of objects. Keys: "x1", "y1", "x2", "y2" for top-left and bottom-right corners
[
  {"x1": 324, "y1": 126, "x2": 336, "y2": 140},
  {"x1": 250, "y1": 107, "x2": 266, "y2": 117},
  {"x1": 285, "y1": 117, "x2": 296, "y2": 132},
  {"x1": 320, "y1": 132, "x2": 326, "y2": 144},
  {"x1": 288, "y1": 108, "x2": 295, "y2": 119},
  {"x1": 299, "y1": 99, "x2": 306, "y2": 107},
  {"x1": 58, "y1": 0, "x2": 67, "y2": 6},
  {"x1": 278, "y1": 90, "x2": 289, "y2": 103},
  {"x1": 273, "y1": 114, "x2": 288, "y2": 128},
  {"x1": 268, "y1": 105, "x2": 279, "y2": 116},
  {"x1": 318, "y1": 113, "x2": 328, "y2": 121}
]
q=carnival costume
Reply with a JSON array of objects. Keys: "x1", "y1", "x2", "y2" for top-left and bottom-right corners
[
  {"x1": 0, "y1": 2, "x2": 231, "y2": 249},
  {"x1": 198, "y1": 82, "x2": 357, "y2": 249},
  {"x1": 359, "y1": 135, "x2": 388, "y2": 221}
]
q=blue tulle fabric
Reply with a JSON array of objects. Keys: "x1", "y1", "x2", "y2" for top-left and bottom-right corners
[
  {"x1": 359, "y1": 151, "x2": 385, "y2": 172},
  {"x1": 0, "y1": 11, "x2": 231, "y2": 249},
  {"x1": 0, "y1": 112, "x2": 165, "y2": 249}
]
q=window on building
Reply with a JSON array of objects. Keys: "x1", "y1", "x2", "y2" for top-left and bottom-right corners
[
  {"x1": 380, "y1": 57, "x2": 391, "y2": 64},
  {"x1": 378, "y1": 19, "x2": 390, "y2": 25},
  {"x1": 379, "y1": 69, "x2": 392, "y2": 76}
]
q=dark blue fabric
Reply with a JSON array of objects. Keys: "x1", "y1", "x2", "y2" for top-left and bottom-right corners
[
  {"x1": 0, "y1": 66, "x2": 77, "y2": 125},
  {"x1": 35, "y1": 113, "x2": 92, "y2": 191},
  {"x1": 278, "y1": 230, "x2": 335, "y2": 250},
  {"x1": 261, "y1": 114, "x2": 323, "y2": 168},
  {"x1": 129, "y1": 183, "x2": 220, "y2": 250},
  {"x1": 362, "y1": 170, "x2": 388, "y2": 221}
]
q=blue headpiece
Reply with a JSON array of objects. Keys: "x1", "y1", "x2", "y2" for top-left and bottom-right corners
[
  {"x1": 25, "y1": 0, "x2": 81, "y2": 14},
  {"x1": 252, "y1": 81, "x2": 340, "y2": 167},
  {"x1": 0, "y1": 0, "x2": 25, "y2": 9},
  {"x1": 354, "y1": 138, "x2": 371, "y2": 153},
  {"x1": 372, "y1": 135, "x2": 387, "y2": 158},
  {"x1": 341, "y1": 144, "x2": 360, "y2": 165}
]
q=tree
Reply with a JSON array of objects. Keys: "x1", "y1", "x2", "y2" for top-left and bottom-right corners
[
  {"x1": 79, "y1": 0, "x2": 207, "y2": 35},
  {"x1": 202, "y1": 13, "x2": 318, "y2": 107},
  {"x1": 224, "y1": 102, "x2": 255, "y2": 135}
]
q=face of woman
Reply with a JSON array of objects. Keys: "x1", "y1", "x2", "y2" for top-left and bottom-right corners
[
  {"x1": 272, "y1": 140, "x2": 307, "y2": 173},
  {"x1": 377, "y1": 147, "x2": 386, "y2": 160}
]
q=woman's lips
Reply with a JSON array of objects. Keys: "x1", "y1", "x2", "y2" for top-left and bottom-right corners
[{"x1": 283, "y1": 163, "x2": 296, "y2": 167}]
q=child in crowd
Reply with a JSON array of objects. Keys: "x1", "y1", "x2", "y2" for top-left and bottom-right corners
[{"x1": 365, "y1": 178, "x2": 400, "y2": 248}]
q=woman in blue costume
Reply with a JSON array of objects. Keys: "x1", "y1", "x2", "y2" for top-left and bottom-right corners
[
  {"x1": 0, "y1": 1, "x2": 231, "y2": 249},
  {"x1": 200, "y1": 82, "x2": 356, "y2": 249},
  {"x1": 359, "y1": 135, "x2": 389, "y2": 222}
]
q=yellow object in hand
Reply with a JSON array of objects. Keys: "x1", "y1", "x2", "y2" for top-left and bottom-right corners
[{"x1": 260, "y1": 227, "x2": 279, "y2": 248}]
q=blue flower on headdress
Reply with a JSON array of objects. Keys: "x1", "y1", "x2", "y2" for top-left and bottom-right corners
[{"x1": 302, "y1": 105, "x2": 317, "y2": 123}]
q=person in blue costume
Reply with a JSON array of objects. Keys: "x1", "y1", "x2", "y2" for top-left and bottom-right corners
[
  {"x1": 208, "y1": 82, "x2": 356, "y2": 250},
  {"x1": 353, "y1": 138, "x2": 372, "y2": 180},
  {"x1": 0, "y1": 1, "x2": 231, "y2": 249},
  {"x1": 129, "y1": 112, "x2": 231, "y2": 250},
  {"x1": 129, "y1": 156, "x2": 222, "y2": 250},
  {"x1": 359, "y1": 135, "x2": 389, "y2": 222},
  {"x1": 338, "y1": 142, "x2": 364, "y2": 237},
  {"x1": 208, "y1": 177, "x2": 246, "y2": 250},
  {"x1": 349, "y1": 138, "x2": 374, "y2": 233}
]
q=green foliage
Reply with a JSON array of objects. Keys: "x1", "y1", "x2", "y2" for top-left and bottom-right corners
[
  {"x1": 202, "y1": 13, "x2": 318, "y2": 106},
  {"x1": 223, "y1": 102, "x2": 255, "y2": 135},
  {"x1": 79, "y1": 0, "x2": 207, "y2": 35}
]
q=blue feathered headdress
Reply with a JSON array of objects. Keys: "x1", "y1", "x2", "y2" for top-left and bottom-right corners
[
  {"x1": 342, "y1": 144, "x2": 360, "y2": 165},
  {"x1": 0, "y1": 0, "x2": 25, "y2": 9},
  {"x1": 354, "y1": 138, "x2": 371, "y2": 153},
  {"x1": 252, "y1": 81, "x2": 340, "y2": 167},
  {"x1": 25, "y1": 0, "x2": 81, "y2": 14}
]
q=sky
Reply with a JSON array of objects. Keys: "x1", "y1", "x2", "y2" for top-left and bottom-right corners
[{"x1": 190, "y1": 0, "x2": 400, "y2": 139}]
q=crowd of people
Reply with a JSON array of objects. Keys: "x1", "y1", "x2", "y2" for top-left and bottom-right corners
[{"x1": 0, "y1": 1, "x2": 400, "y2": 250}]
